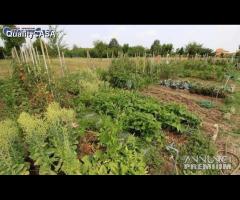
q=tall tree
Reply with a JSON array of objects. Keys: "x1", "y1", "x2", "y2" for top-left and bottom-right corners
[
  {"x1": 93, "y1": 40, "x2": 109, "y2": 58},
  {"x1": 176, "y1": 47, "x2": 185, "y2": 55},
  {"x1": 108, "y1": 38, "x2": 119, "y2": 48},
  {"x1": 185, "y1": 42, "x2": 203, "y2": 57},
  {"x1": 47, "y1": 25, "x2": 66, "y2": 56},
  {"x1": 161, "y1": 44, "x2": 173, "y2": 55},
  {"x1": 122, "y1": 44, "x2": 129, "y2": 54},
  {"x1": 150, "y1": 40, "x2": 161, "y2": 55},
  {"x1": 0, "y1": 25, "x2": 26, "y2": 56},
  {"x1": 0, "y1": 47, "x2": 5, "y2": 59}
]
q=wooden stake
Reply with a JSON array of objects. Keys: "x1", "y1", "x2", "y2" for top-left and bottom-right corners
[
  {"x1": 44, "y1": 41, "x2": 51, "y2": 65},
  {"x1": 40, "y1": 39, "x2": 50, "y2": 82},
  {"x1": 57, "y1": 43, "x2": 64, "y2": 77},
  {"x1": 14, "y1": 47, "x2": 21, "y2": 64}
]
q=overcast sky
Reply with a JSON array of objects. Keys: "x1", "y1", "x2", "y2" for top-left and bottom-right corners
[{"x1": 1, "y1": 25, "x2": 240, "y2": 52}]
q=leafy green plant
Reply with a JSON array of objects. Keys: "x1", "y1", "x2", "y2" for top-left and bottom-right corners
[
  {"x1": 0, "y1": 120, "x2": 29, "y2": 175},
  {"x1": 45, "y1": 102, "x2": 81, "y2": 175},
  {"x1": 18, "y1": 112, "x2": 56, "y2": 175},
  {"x1": 178, "y1": 131, "x2": 219, "y2": 175},
  {"x1": 79, "y1": 117, "x2": 148, "y2": 175},
  {"x1": 88, "y1": 88, "x2": 200, "y2": 134},
  {"x1": 0, "y1": 78, "x2": 30, "y2": 119},
  {"x1": 197, "y1": 100, "x2": 215, "y2": 109},
  {"x1": 122, "y1": 111, "x2": 161, "y2": 137}
]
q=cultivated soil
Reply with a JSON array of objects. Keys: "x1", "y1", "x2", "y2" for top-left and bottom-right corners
[{"x1": 141, "y1": 84, "x2": 240, "y2": 174}]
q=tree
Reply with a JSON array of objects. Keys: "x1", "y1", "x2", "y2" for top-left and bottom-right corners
[
  {"x1": 185, "y1": 42, "x2": 214, "y2": 57},
  {"x1": 199, "y1": 48, "x2": 214, "y2": 56},
  {"x1": 122, "y1": 44, "x2": 129, "y2": 54},
  {"x1": 0, "y1": 47, "x2": 5, "y2": 59},
  {"x1": 47, "y1": 25, "x2": 66, "y2": 56},
  {"x1": 93, "y1": 40, "x2": 109, "y2": 58},
  {"x1": 128, "y1": 46, "x2": 145, "y2": 57},
  {"x1": 108, "y1": 38, "x2": 119, "y2": 48},
  {"x1": 0, "y1": 25, "x2": 26, "y2": 56},
  {"x1": 176, "y1": 47, "x2": 185, "y2": 55},
  {"x1": 160, "y1": 44, "x2": 173, "y2": 56},
  {"x1": 150, "y1": 40, "x2": 161, "y2": 55},
  {"x1": 108, "y1": 38, "x2": 121, "y2": 57},
  {"x1": 185, "y1": 42, "x2": 203, "y2": 57},
  {"x1": 72, "y1": 45, "x2": 78, "y2": 50}
]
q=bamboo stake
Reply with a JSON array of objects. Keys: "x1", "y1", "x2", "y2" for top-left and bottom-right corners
[
  {"x1": 14, "y1": 47, "x2": 21, "y2": 64},
  {"x1": 44, "y1": 41, "x2": 51, "y2": 66},
  {"x1": 57, "y1": 43, "x2": 64, "y2": 77},
  {"x1": 20, "y1": 48, "x2": 25, "y2": 64},
  {"x1": 32, "y1": 46, "x2": 38, "y2": 66},
  {"x1": 11, "y1": 49, "x2": 15, "y2": 61},
  {"x1": 29, "y1": 46, "x2": 35, "y2": 66},
  {"x1": 28, "y1": 46, "x2": 37, "y2": 77},
  {"x1": 32, "y1": 46, "x2": 40, "y2": 75},
  {"x1": 35, "y1": 47, "x2": 41, "y2": 66},
  {"x1": 62, "y1": 51, "x2": 68, "y2": 75},
  {"x1": 23, "y1": 49, "x2": 30, "y2": 74},
  {"x1": 40, "y1": 39, "x2": 51, "y2": 83}
]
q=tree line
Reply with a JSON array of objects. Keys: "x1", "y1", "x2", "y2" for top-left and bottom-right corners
[{"x1": 0, "y1": 25, "x2": 239, "y2": 59}]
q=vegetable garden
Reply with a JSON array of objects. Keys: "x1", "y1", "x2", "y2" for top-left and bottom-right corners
[{"x1": 0, "y1": 48, "x2": 240, "y2": 175}]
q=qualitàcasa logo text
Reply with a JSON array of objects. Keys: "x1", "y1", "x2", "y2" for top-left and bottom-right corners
[{"x1": 2, "y1": 26, "x2": 55, "y2": 39}]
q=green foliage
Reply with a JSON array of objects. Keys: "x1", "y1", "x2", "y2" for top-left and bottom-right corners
[
  {"x1": 108, "y1": 38, "x2": 120, "y2": 49},
  {"x1": 178, "y1": 131, "x2": 219, "y2": 175},
  {"x1": 88, "y1": 88, "x2": 200, "y2": 134},
  {"x1": 197, "y1": 100, "x2": 215, "y2": 109},
  {"x1": 150, "y1": 40, "x2": 161, "y2": 55},
  {"x1": 17, "y1": 102, "x2": 81, "y2": 175},
  {"x1": 127, "y1": 46, "x2": 146, "y2": 57},
  {"x1": 150, "y1": 40, "x2": 173, "y2": 56},
  {"x1": 223, "y1": 92, "x2": 240, "y2": 114},
  {"x1": 55, "y1": 69, "x2": 104, "y2": 107},
  {"x1": 47, "y1": 25, "x2": 66, "y2": 56},
  {"x1": 0, "y1": 120, "x2": 29, "y2": 175},
  {"x1": 18, "y1": 112, "x2": 55, "y2": 175},
  {"x1": 32, "y1": 38, "x2": 48, "y2": 53},
  {"x1": 45, "y1": 102, "x2": 81, "y2": 174},
  {"x1": 0, "y1": 78, "x2": 30, "y2": 119},
  {"x1": 0, "y1": 47, "x2": 5, "y2": 59},
  {"x1": 1, "y1": 100, "x2": 149, "y2": 175},
  {"x1": 0, "y1": 25, "x2": 26, "y2": 56},
  {"x1": 185, "y1": 42, "x2": 214, "y2": 57},
  {"x1": 102, "y1": 58, "x2": 156, "y2": 89},
  {"x1": 122, "y1": 111, "x2": 161, "y2": 137},
  {"x1": 160, "y1": 79, "x2": 227, "y2": 98},
  {"x1": 189, "y1": 84, "x2": 226, "y2": 98},
  {"x1": 79, "y1": 117, "x2": 148, "y2": 175}
]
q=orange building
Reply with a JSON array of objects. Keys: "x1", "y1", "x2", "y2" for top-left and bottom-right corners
[{"x1": 215, "y1": 48, "x2": 231, "y2": 57}]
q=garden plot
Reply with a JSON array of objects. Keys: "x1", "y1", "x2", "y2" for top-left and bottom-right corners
[
  {"x1": 142, "y1": 85, "x2": 227, "y2": 134},
  {"x1": 141, "y1": 83, "x2": 240, "y2": 174}
]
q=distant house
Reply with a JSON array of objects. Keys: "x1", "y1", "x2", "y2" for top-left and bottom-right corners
[
  {"x1": 215, "y1": 48, "x2": 236, "y2": 57},
  {"x1": 215, "y1": 48, "x2": 232, "y2": 57}
]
